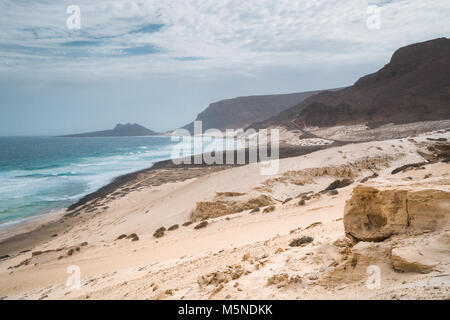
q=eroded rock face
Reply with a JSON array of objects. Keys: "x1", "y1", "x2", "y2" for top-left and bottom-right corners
[
  {"x1": 344, "y1": 186, "x2": 450, "y2": 242},
  {"x1": 391, "y1": 246, "x2": 438, "y2": 273},
  {"x1": 391, "y1": 232, "x2": 450, "y2": 274},
  {"x1": 344, "y1": 186, "x2": 408, "y2": 241},
  {"x1": 407, "y1": 190, "x2": 450, "y2": 231},
  {"x1": 319, "y1": 241, "x2": 393, "y2": 285}
]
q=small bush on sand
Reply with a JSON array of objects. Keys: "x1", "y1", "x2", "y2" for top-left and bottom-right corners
[
  {"x1": 324, "y1": 179, "x2": 353, "y2": 191},
  {"x1": 126, "y1": 233, "x2": 139, "y2": 241},
  {"x1": 289, "y1": 236, "x2": 313, "y2": 247},
  {"x1": 116, "y1": 234, "x2": 127, "y2": 240},
  {"x1": 153, "y1": 227, "x2": 166, "y2": 238},
  {"x1": 263, "y1": 206, "x2": 275, "y2": 213},
  {"x1": 194, "y1": 221, "x2": 209, "y2": 229},
  {"x1": 215, "y1": 192, "x2": 246, "y2": 197},
  {"x1": 360, "y1": 172, "x2": 379, "y2": 183}
]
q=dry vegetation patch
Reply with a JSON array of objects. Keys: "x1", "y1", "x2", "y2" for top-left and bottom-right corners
[
  {"x1": 263, "y1": 205, "x2": 276, "y2": 213},
  {"x1": 267, "y1": 273, "x2": 302, "y2": 288},
  {"x1": 198, "y1": 265, "x2": 248, "y2": 288},
  {"x1": 153, "y1": 227, "x2": 166, "y2": 238},
  {"x1": 289, "y1": 236, "x2": 314, "y2": 247}
]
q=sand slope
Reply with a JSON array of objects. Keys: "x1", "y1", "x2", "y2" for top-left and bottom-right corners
[{"x1": 0, "y1": 129, "x2": 449, "y2": 300}]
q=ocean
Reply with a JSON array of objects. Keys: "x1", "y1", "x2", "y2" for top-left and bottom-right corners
[{"x1": 0, "y1": 135, "x2": 238, "y2": 226}]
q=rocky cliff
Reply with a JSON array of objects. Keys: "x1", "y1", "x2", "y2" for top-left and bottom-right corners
[
  {"x1": 183, "y1": 91, "x2": 321, "y2": 133},
  {"x1": 252, "y1": 38, "x2": 450, "y2": 130}
]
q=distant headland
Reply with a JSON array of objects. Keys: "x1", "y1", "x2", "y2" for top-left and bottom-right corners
[{"x1": 60, "y1": 123, "x2": 158, "y2": 137}]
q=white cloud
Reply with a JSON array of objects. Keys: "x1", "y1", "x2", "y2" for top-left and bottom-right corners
[{"x1": 0, "y1": 0, "x2": 449, "y2": 81}]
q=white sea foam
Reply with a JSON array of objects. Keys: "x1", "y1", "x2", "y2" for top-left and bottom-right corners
[{"x1": 0, "y1": 136, "x2": 239, "y2": 225}]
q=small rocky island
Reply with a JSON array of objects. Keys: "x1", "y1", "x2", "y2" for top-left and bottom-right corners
[{"x1": 61, "y1": 123, "x2": 157, "y2": 137}]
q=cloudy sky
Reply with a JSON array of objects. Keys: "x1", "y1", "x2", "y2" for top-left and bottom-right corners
[{"x1": 0, "y1": 0, "x2": 448, "y2": 135}]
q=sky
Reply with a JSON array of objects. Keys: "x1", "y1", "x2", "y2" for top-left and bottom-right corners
[{"x1": 0, "y1": 0, "x2": 449, "y2": 136}]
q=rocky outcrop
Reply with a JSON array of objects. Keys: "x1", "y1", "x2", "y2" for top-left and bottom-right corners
[
  {"x1": 323, "y1": 231, "x2": 450, "y2": 284},
  {"x1": 391, "y1": 232, "x2": 450, "y2": 274},
  {"x1": 319, "y1": 240, "x2": 393, "y2": 284},
  {"x1": 391, "y1": 246, "x2": 438, "y2": 273},
  {"x1": 344, "y1": 186, "x2": 409, "y2": 241},
  {"x1": 344, "y1": 186, "x2": 450, "y2": 242},
  {"x1": 322, "y1": 164, "x2": 450, "y2": 285}
]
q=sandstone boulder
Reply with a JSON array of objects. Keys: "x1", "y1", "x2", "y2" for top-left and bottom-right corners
[
  {"x1": 344, "y1": 186, "x2": 408, "y2": 241},
  {"x1": 344, "y1": 186, "x2": 450, "y2": 242}
]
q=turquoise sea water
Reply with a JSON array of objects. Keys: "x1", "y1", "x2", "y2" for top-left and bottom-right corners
[{"x1": 0, "y1": 136, "x2": 237, "y2": 225}]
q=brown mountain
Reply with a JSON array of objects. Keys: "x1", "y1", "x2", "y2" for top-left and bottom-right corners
[
  {"x1": 61, "y1": 123, "x2": 157, "y2": 137},
  {"x1": 253, "y1": 38, "x2": 450, "y2": 130},
  {"x1": 182, "y1": 90, "x2": 321, "y2": 133}
]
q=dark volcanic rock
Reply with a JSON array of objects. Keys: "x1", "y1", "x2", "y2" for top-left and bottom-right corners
[
  {"x1": 116, "y1": 234, "x2": 127, "y2": 240},
  {"x1": 297, "y1": 38, "x2": 450, "y2": 127},
  {"x1": 361, "y1": 173, "x2": 379, "y2": 183},
  {"x1": 251, "y1": 38, "x2": 450, "y2": 129},
  {"x1": 289, "y1": 237, "x2": 314, "y2": 247},
  {"x1": 391, "y1": 162, "x2": 427, "y2": 175},
  {"x1": 324, "y1": 179, "x2": 353, "y2": 191}
]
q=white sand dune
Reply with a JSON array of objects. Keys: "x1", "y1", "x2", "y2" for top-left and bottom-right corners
[{"x1": 0, "y1": 128, "x2": 449, "y2": 300}]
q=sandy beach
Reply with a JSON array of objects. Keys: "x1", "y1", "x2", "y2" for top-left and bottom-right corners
[
  {"x1": 1, "y1": 0, "x2": 449, "y2": 307},
  {"x1": 0, "y1": 125, "x2": 449, "y2": 300}
]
